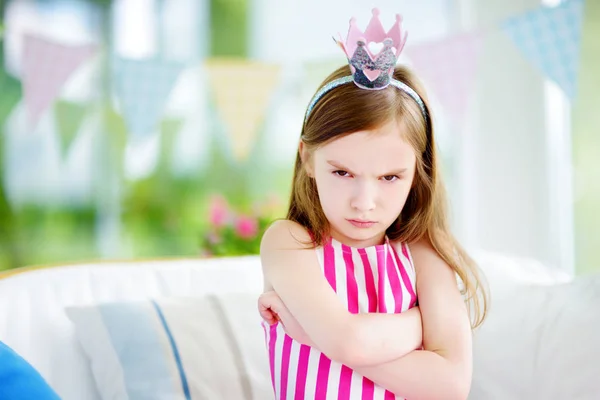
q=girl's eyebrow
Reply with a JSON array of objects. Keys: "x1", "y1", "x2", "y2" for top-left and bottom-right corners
[
  {"x1": 326, "y1": 160, "x2": 359, "y2": 175},
  {"x1": 326, "y1": 160, "x2": 408, "y2": 176},
  {"x1": 383, "y1": 168, "x2": 408, "y2": 175},
  {"x1": 326, "y1": 160, "x2": 349, "y2": 170}
]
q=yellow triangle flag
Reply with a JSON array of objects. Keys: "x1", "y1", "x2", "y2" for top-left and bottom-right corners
[{"x1": 205, "y1": 59, "x2": 280, "y2": 161}]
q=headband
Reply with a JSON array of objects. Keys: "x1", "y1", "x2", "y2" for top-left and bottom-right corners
[{"x1": 304, "y1": 9, "x2": 427, "y2": 123}]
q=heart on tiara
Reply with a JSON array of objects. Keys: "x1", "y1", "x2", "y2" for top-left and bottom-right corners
[
  {"x1": 363, "y1": 67, "x2": 381, "y2": 82},
  {"x1": 368, "y1": 42, "x2": 384, "y2": 55},
  {"x1": 365, "y1": 42, "x2": 385, "y2": 80}
]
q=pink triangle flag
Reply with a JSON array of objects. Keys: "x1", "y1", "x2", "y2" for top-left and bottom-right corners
[
  {"x1": 21, "y1": 34, "x2": 97, "y2": 128},
  {"x1": 405, "y1": 31, "x2": 484, "y2": 126}
]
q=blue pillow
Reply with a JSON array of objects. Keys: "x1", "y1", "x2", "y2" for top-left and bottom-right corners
[
  {"x1": 0, "y1": 341, "x2": 61, "y2": 400},
  {"x1": 66, "y1": 296, "x2": 273, "y2": 400}
]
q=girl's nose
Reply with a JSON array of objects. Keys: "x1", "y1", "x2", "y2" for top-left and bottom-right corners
[{"x1": 350, "y1": 182, "x2": 376, "y2": 212}]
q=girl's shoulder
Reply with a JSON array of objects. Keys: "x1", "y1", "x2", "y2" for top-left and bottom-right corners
[
  {"x1": 259, "y1": 219, "x2": 323, "y2": 287},
  {"x1": 260, "y1": 219, "x2": 315, "y2": 253}
]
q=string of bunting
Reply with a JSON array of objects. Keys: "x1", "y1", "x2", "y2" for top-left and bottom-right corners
[{"x1": 2, "y1": 0, "x2": 586, "y2": 157}]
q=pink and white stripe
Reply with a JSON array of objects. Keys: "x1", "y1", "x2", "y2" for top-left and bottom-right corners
[{"x1": 263, "y1": 237, "x2": 417, "y2": 399}]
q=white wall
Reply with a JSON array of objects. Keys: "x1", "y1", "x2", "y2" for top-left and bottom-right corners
[
  {"x1": 249, "y1": 0, "x2": 453, "y2": 63},
  {"x1": 456, "y1": 0, "x2": 573, "y2": 272},
  {"x1": 250, "y1": 0, "x2": 574, "y2": 272}
]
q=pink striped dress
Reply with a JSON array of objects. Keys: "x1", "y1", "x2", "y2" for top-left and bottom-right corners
[{"x1": 263, "y1": 236, "x2": 417, "y2": 399}]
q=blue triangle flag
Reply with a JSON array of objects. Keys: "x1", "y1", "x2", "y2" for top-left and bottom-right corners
[
  {"x1": 113, "y1": 57, "x2": 184, "y2": 138},
  {"x1": 502, "y1": 0, "x2": 584, "y2": 99}
]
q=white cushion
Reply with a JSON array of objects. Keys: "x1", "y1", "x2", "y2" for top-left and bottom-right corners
[
  {"x1": 471, "y1": 274, "x2": 600, "y2": 399},
  {"x1": 66, "y1": 294, "x2": 272, "y2": 400},
  {"x1": 0, "y1": 256, "x2": 263, "y2": 400},
  {"x1": 0, "y1": 250, "x2": 592, "y2": 400}
]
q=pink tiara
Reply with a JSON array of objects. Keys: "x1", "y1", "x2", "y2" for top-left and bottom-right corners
[
  {"x1": 304, "y1": 9, "x2": 426, "y2": 122},
  {"x1": 335, "y1": 8, "x2": 407, "y2": 90}
]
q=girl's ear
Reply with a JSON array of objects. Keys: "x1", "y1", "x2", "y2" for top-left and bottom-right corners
[{"x1": 299, "y1": 141, "x2": 314, "y2": 177}]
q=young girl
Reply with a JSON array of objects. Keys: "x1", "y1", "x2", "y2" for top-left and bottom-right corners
[{"x1": 258, "y1": 9, "x2": 487, "y2": 400}]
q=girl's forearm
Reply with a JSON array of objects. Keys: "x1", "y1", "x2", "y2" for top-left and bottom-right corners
[
  {"x1": 273, "y1": 301, "x2": 468, "y2": 399},
  {"x1": 268, "y1": 290, "x2": 422, "y2": 366},
  {"x1": 346, "y1": 306, "x2": 423, "y2": 366},
  {"x1": 353, "y1": 350, "x2": 470, "y2": 400},
  {"x1": 275, "y1": 304, "x2": 319, "y2": 348}
]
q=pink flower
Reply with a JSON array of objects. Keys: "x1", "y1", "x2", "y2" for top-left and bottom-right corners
[
  {"x1": 235, "y1": 215, "x2": 259, "y2": 239},
  {"x1": 208, "y1": 196, "x2": 229, "y2": 227}
]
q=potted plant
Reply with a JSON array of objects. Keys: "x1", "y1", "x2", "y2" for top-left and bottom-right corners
[{"x1": 200, "y1": 194, "x2": 281, "y2": 257}]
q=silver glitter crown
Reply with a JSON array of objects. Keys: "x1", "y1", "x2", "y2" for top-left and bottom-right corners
[
  {"x1": 304, "y1": 9, "x2": 427, "y2": 122},
  {"x1": 335, "y1": 8, "x2": 407, "y2": 90}
]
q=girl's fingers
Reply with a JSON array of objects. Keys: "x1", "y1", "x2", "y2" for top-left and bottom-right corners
[
  {"x1": 258, "y1": 292, "x2": 283, "y2": 325},
  {"x1": 259, "y1": 308, "x2": 279, "y2": 325},
  {"x1": 259, "y1": 308, "x2": 273, "y2": 320}
]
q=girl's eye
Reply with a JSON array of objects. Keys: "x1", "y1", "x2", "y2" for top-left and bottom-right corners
[
  {"x1": 334, "y1": 170, "x2": 350, "y2": 177},
  {"x1": 382, "y1": 175, "x2": 399, "y2": 182}
]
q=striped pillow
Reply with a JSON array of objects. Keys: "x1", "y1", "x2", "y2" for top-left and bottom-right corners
[{"x1": 66, "y1": 294, "x2": 272, "y2": 400}]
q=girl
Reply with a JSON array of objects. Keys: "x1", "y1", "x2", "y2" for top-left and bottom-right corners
[{"x1": 259, "y1": 9, "x2": 487, "y2": 400}]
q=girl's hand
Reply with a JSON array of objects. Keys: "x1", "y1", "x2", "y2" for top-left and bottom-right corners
[
  {"x1": 258, "y1": 291, "x2": 281, "y2": 325},
  {"x1": 258, "y1": 291, "x2": 316, "y2": 348}
]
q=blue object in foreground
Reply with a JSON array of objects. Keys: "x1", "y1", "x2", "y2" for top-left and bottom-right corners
[{"x1": 0, "y1": 341, "x2": 61, "y2": 400}]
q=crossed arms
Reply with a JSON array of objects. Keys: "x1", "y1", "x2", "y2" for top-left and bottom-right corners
[{"x1": 259, "y1": 220, "x2": 473, "y2": 400}]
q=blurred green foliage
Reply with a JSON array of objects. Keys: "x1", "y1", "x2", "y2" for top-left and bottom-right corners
[
  {"x1": 572, "y1": 0, "x2": 600, "y2": 274},
  {"x1": 0, "y1": 39, "x2": 22, "y2": 271},
  {"x1": 210, "y1": 0, "x2": 248, "y2": 57},
  {"x1": 0, "y1": 0, "x2": 293, "y2": 271}
]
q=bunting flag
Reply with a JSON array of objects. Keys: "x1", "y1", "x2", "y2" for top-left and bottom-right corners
[
  {"x1": 502, "y1": 0, "x2": 584, "y2": 99},
  {"x1": 205, "y1": 60, "x2": 280, "y2": 161},
  {"x1": 112, "y1": 57, "x2": 184, "y2": 139},
  {"x1": 55, "y1": 100, "x2": 86, "y2": 157},
  {"x1": 404, "y1": 31, "x2": 484, "y2": 126},
  {"x1": 21, "y1": 34, "x2": 96, "y2": 129}
]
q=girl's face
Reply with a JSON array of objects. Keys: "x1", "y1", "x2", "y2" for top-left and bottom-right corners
[{"x1": 303, "y1": 119, "x2": 417, "y2": 247}]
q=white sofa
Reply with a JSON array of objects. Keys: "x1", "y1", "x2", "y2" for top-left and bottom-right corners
[{"x1": 0, "y1": 252, "x2": 598, "y2": 400}]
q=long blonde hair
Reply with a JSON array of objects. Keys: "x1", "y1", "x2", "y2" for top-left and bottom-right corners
[{"x1": 287, "y1": 65, "x2": 488, "y2": 329}]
